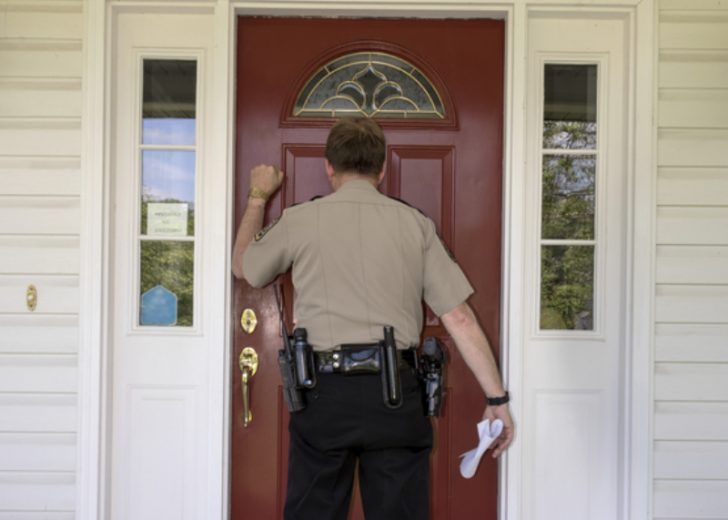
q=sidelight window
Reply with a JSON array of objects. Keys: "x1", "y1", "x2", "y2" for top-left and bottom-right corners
[
  {"x1": 539, "y1": 64, "x2": 598, "y2": 331},
  {"x1": 137, "y1": 59, "x2": 197, "y2": 327}
]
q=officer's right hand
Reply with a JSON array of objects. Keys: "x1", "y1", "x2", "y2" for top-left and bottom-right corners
[
  {"x1": 483, "y1": 404, "x2": 514, "y2": 458},
  {"x1": 250, "y1": 164, "x2": 284, "y2": 200}
]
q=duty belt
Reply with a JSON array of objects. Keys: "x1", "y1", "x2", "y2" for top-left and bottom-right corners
[{"x1": 315, "y1": 344, "x2": 416, "y2": 374}]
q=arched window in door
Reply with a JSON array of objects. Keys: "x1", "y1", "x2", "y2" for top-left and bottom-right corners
[{"x1": 293, "y1": 51, "x2": 446, "y2": 119}]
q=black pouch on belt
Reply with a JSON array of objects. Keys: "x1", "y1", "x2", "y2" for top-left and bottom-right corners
[{"x1": 381, "y1": 326, "x2": 403, "y2": 409}]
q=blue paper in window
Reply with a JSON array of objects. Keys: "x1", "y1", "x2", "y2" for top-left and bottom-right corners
[{"x1": 140, "y1": 285, "x2": 178, "y2": 326}]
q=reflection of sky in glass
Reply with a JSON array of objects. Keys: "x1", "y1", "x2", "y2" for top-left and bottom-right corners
[
  {"x1": 142, "y1": 150, "x2": 195, "y2": 205},
  {"x1": 143, "y1": 118, "x2": 196, "y2": 146},
  {"x1": 545, "y1": 156, "x2": 595, "y2": 196}
]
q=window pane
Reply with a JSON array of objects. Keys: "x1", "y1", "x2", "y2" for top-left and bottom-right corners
[
  {"x1": 294, "y1": 51, "x2": 445, "y2": 119},
  {"x1": 543, "y1": 64, "x2": 597, "y2": 149},
  {"x1": 540, "y1": 245, "x2": 594, "y2": 330},
  {"x1": 141, "y1": 150, "x2": 195, "y2": 236},
  {"x1": 542, "y1": 155, "x2": 595, "y2": 240},
  {"x1": 140, "y1": 241, "x2": 194, "y2": 327},
  {"x1": 142, "y1": 60, "x2": 197, "y2": 145}
]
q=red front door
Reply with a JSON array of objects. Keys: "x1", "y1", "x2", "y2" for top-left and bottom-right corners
[{"x1": 232, "y1": 18, "x2": 504, "y2": 519}]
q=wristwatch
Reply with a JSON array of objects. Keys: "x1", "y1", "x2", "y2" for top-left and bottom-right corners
[{"x1": 486, "y1": 391, "x2": 510, "y2": 406}]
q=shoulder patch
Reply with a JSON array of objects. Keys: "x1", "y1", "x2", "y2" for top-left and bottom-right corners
[{"x1": 254, "y1": 217, "x2": 280, "y2": 242}]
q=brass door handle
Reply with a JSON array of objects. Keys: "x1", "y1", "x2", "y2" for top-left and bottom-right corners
[{"x1": 239, "y1": 347, "x2": 259, "y2": 427}]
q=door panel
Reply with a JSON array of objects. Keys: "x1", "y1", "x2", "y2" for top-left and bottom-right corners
[{"x1": 233, "y1": 18, "x2": 504, "y2": 519}]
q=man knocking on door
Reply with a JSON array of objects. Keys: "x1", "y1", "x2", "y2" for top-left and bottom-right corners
[{"x1": 232, "y1": 118, "x2": 514, "y2": 520}]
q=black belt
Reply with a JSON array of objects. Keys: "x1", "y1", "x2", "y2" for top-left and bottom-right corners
[{"x1": 315, "y1": 344, "x2": 416, "y2": 374}]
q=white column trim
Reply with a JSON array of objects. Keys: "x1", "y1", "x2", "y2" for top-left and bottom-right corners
[
  {"x1": 627, "y1": 0, "x2": 656, "y2": 518},
  {"x1": 77, "y1": 0, "x2": 110, "y2": 518}
]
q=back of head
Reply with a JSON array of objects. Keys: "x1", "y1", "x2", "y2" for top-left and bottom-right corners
[{"x1": 325, "y1": 118, "x2": 386, "y2": 177}]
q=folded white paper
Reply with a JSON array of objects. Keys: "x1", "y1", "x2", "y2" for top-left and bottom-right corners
[{"x1": 459, "y1": 419, "x2": 504, "y2": 479}]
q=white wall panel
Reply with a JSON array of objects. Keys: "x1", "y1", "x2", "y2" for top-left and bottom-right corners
[
  {"x1": 656, "y1": 323, "x2": 728, "y2": 362},
  {"x1": 660, "y1": 0, "x2": 728, "y2": 9},
  {"x1": 658, "y1": 89, "x2": 728, "y2": 129},
  {"x1": 0, "y1": 157, "x2": 80, "y2": 196},
  {"x1": 655, "y1": 363, "x2": 728, "y2": 401},
  {"x1": 1, "y1": 6, "x2": 83, "y2": 40},
  {"x1": 0, "y1": 432, "x2": 76, "y2": 472},
  {"x1": 659, "y1": 51, "x2": 728, "y2": 89},
  {"x1": 0, "y1": 354, "x2": 77, "y2": 393},
  {"x1": 658, "y1": 129, "x2": 728, "y2": 167},
  {"x1": 0, "y1": 120, "x2": 81, "y2": 157},
  {"x1": 0, "y1": 79, "x2": 82, "y2": 118},
  {"x1": 654, "y1": 480, "x2": 728, "y2": 519},
  {"x1": 0, "y1": 315, "x2": 78, "y2": 354},
  {"x1": 0, "y1": 237, "x2": 79, "y2": 275},
  {"x1": 655, "y1": 402, "x2": 728, "y2": 441},
  {"x1": 0, "y1": 472, "x2": 74, "y2": 512},
  {"x1": 655, "y1": 441, "x2": 728, "y2": 480},
  {"x1": 0, "y1": 275, "x2": 78, "y2": 314},
  {"x1": 0, "y1": 197, "x2": 80, "y2": 235},
  {"x1": 0, "y1": 514, "x2": 73, "y2": 520},
  {"x1": 656, "y1": 246, "x2": 728, "y2": 284},
  {"x1": 656, "y1": 285, "x2": 728, "y2": 323},
  {"x1": 658, "y1": 167, "x2": 728, "y2": 206},
  {"x1": 0, "y1": 394, "x2": 76, "y2": 433},
  {"x1": 657, "y1": 207, "x2": 728, "y2": 245},
  {"x1": 0, "y1": 41, "x2": 82, "y2": 78},
  {"x1": 660, "y1": 13, "x2": 728, "y2": 50}
]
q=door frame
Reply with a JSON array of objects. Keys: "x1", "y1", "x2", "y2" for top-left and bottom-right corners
[{"x1": 78, "y1": 2, "x2": 656, "y2": 520}]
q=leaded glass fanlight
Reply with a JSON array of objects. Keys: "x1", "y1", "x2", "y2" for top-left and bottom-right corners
[{"x1": 293, "y1": 51, "x2": 446, "y2": 119}]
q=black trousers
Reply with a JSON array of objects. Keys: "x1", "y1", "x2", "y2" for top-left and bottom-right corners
[{"x1": 284, "y1": 368, "x2": 433, "y2": 520}]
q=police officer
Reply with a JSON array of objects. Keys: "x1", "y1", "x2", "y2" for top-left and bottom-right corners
[{"x1": 232, "y1": 118, "x2": 513, "y2": 520}]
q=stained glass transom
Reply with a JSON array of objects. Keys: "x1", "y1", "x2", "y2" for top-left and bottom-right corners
[{"x1": 293, "y1": 52, "x2": 445, "y2": 119}]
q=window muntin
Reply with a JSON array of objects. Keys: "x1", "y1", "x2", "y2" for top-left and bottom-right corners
[
  {"x1": 539, "y1": 64, "x2": 598, "y2": 331},
  {"x1": 138, "y1": 59, "x2": 197, "y2": 327}
]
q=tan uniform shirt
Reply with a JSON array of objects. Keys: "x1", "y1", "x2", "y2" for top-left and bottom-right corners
[{"x1": 243, "y1": 179, "x2": 473, "y2": 350}]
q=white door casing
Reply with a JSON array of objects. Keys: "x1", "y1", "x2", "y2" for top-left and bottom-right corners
[{"x1": 522, "y1": 12, "x2": 631, "y2": 520}]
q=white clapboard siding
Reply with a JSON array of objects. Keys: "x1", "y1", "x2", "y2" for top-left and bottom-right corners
[
  {"x1": 0, "y1": 119, "x2": 81, "y2": 157},
  {"x1": 0, "y1": 237, "x2": 79, "y2": 275},
  {"x1": 0, "y1": 472, "x2": 74, "y2": 512},
  {"x1": 1, "y1": 5, "x2": 83, "y2": 40},
  {"x1": 0, "y1": 394, "x2": 77, "y2": 433},
  {"x1": 0, "y1": 40, "x2": 82, "y2": 78},
  {"x1": 0, "y1": 275, "x2": 78, "y2": 314},
  {"x1": 0, "y1": 315, "x2": 78, "y2": 354},
  {"x1": 0, "y1": 433, "x2": 76, "y2": 472},
  {"x1": 0, "y1": 355, "x2": 77, "y2": 394},
  {"x1": 660, "y1": 13, "x2": 728, "y2": 50},
  {"x1": 0, "y1": 78, "x2": 82, "y2": 118},
  {"x1": 658, "y1": 167, "x2": 728, "y2": 206},
  {"x1": 655, "y1": 402, "x2": 728, "y2": 441},
  {"x1": 0, "y1": 157, "x2": 81, "y2": 196},
  {"x1": 656, "y1": 246, "x2": 728, "y2": 284},
  {"x1": 656, "y1": 285, "x2": 728, "y2": 323},
  {"x1": 660, "y1": 0, "x2": 728, "y2": 9},
  {"x1": 0, "y1": 4, "x2": 83, "y2": 517},
  {"x1": 659, "y1": 89, "x2": 728, "y2": 129},
  {"x1": 656, "y1": 323, "x2": 728, "y2": 362},
  {"x1": 655, "y1": 441, "x2": 728, "y2": 480},
  {"x1": 658, "y1": 129, "x2": 728, "y2": 167},
  {"x1": 659, "y1": 51, "x2": 728, "y2": 89},
  {"x1": 654, "y1": 480, "x2": 728, "y2": 519},
  {"x1": 0, "y1": 197, "x2": 80, "y2": 235},
  {"x1": 655, "y1": 363, "x2": 728, "y2": 401},
  {"x1": 657, "y1": 207, "x2": 728, "y2": 245}
]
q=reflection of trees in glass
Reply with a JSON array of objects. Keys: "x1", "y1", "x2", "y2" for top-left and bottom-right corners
[
  {"x1": 141, "y1": 194, "x2": 195, "y2": 236},
  {"x1": 543, "y1": 121, "x2": 596, "y2": 149},
  {"x1": 542, "y1": 155, "x2": 595, "y2": 240},
  {"x1": 140, "y1": 241, "x2": 194, "y2": 326},
  {"x1": 541, "y1": 245, "x2": 594, "y2": 330}
]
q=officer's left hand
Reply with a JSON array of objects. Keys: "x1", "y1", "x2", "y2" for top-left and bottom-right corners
[{"x1": 483, "y1": 404, "x2": 514, "y2": 458}]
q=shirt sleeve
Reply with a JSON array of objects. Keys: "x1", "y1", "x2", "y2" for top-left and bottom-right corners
[
  {"x1": 422, "y1": 218, "x2": 474, "y2": 316},
  {"x1": 242, "y1": 211, "x2": 293, "y2": 288}
]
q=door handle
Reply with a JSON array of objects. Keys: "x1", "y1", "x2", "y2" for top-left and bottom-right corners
[{"x1": 239, "y1": 347, "x2": 259, "y2": 428}]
